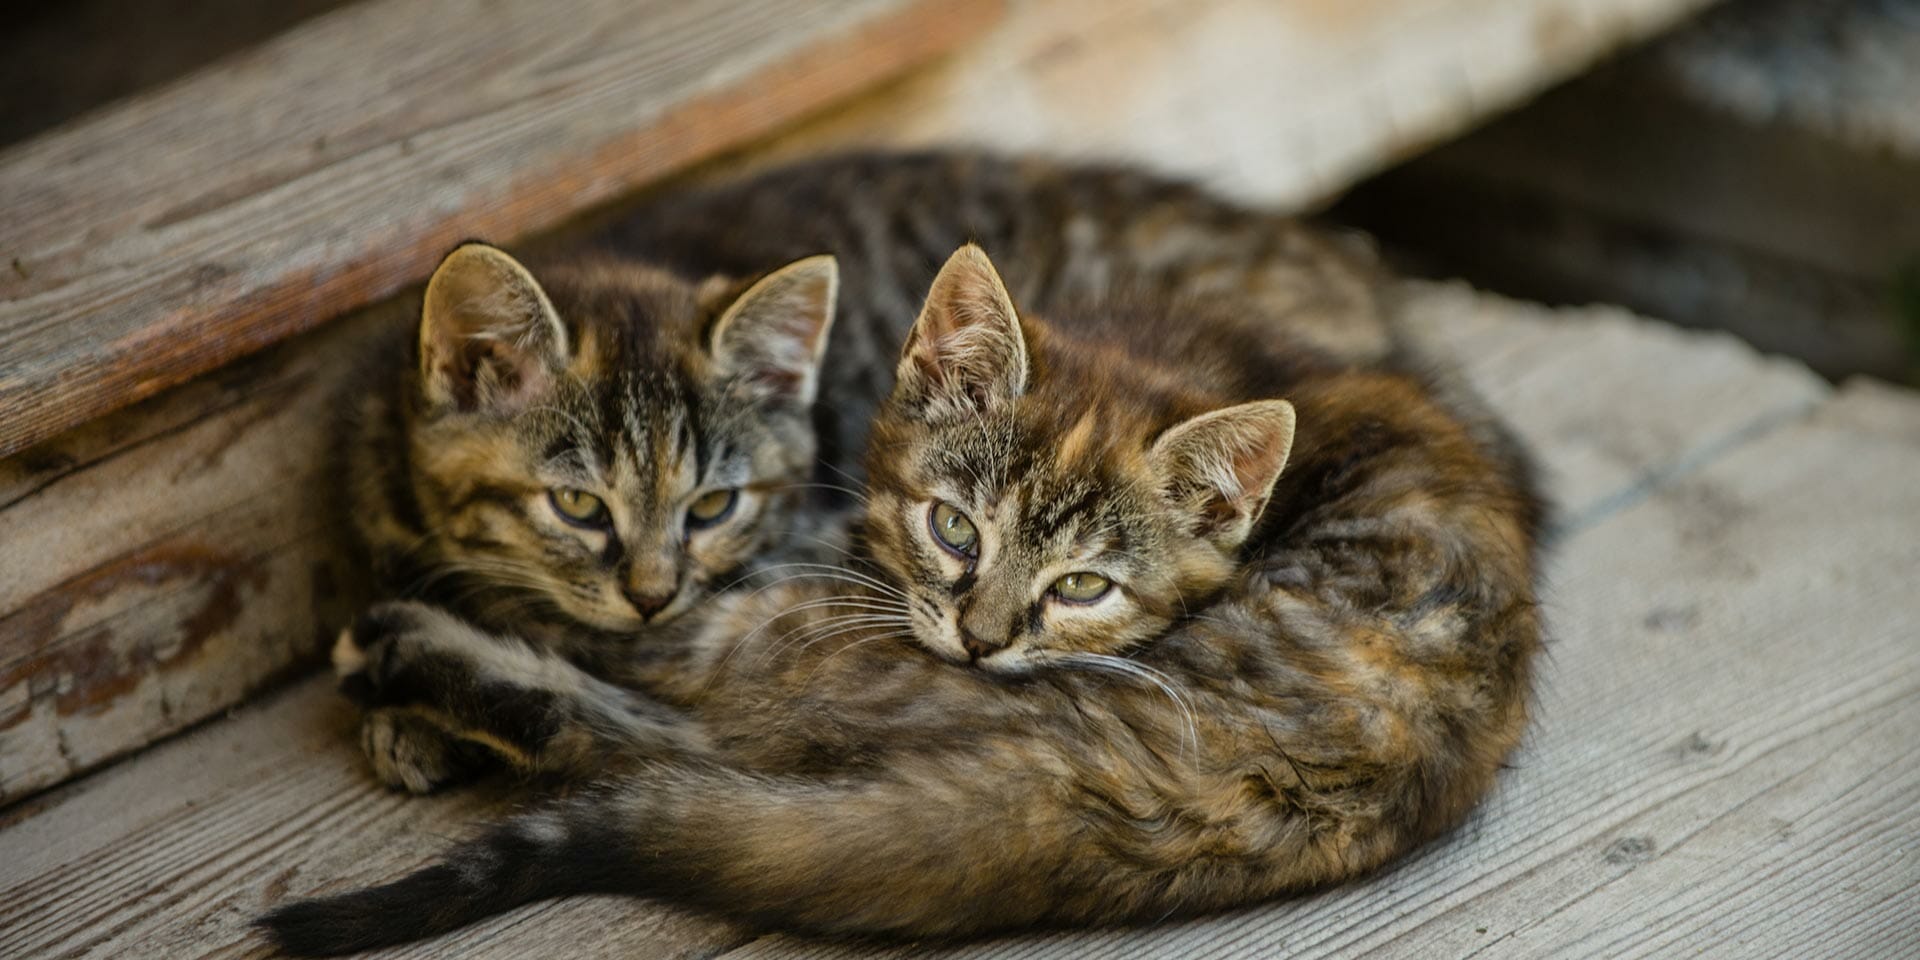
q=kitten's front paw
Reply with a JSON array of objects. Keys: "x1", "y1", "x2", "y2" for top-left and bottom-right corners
[
  {"x1": 333, "y1": 601, "x2": 442, "y2": 706},
  {"x1": 359, "y1": 708, "x2": 479, "y2": 794}
]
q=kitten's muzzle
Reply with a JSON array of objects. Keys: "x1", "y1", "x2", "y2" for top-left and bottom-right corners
[
  {"x1": 958, "y1": 627, "x2": 1007, "y2": 661},
  {"x1": 623, "y1": 584, "x2": 678, "y2": 621}
]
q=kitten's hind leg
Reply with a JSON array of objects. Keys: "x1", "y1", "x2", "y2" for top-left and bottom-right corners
[
  {"x1": 336, "y1": 602, "x2": 708, "y2": 784},
  {"x1": 355, "y1": 706, "x2": 491, "y2": 793}
]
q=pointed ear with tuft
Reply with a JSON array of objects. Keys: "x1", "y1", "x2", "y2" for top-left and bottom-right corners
[
  {"x1": 1150, "y1": 399, "x2": 1298, "y2": 552},
  {"x1": 707, "y1": 254, "x2": 839, "y2": 408},
  {"x1": 892, "y1": 244, "x2": 1029, "y2": 418},
  {"x1": 417, "y1": 243, "x2": 569, "y2": 413}
]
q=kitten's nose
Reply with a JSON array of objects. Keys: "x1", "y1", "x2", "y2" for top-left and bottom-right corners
[
  {"x1": 959, "y1": 629, "x2": 1004, "y2": 661},
  {"x1": 623, "y1": 585, "x2": 677, "y2": 621}
]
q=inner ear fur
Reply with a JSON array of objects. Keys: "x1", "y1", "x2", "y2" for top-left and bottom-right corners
[
  {"x1": 706, "y1": 254, "x2": 839, "y2": 408},
  {"x1": 418, "y1": 242, "x2": 568, "y2": 412},
  {"x1": 893, "y1": 244, "x2": 1029, "y2": 417},
  {"x1": 1151, "y1": 399, "x2": 1298, "y2": 549}
]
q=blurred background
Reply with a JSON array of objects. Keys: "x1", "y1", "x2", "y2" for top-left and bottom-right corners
[{"x1": 6, "y1": 0, "x2": 1917, "y2": 383}]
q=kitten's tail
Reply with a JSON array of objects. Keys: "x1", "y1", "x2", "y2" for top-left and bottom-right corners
[
  {"x1": 257, "y1": 756, "x2": 1101, "y2": 954},
  {"x1": 257, "y1": 800, "x2": 625, "y2": 956}
]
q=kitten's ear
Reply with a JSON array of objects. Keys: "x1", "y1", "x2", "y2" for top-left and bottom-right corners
[
  {"x1": 894, "y1": 244, "x2": 1029, "y2": 417},
  {"x1": 418, "y1": 243, "x2": 568, "y2": 413},
  {"x1": 708, "y1": 254, "x2": 839, "y2": 408},
  {"x1": 1151, "y1": 399, "x2": 1297, "y2": 551}
]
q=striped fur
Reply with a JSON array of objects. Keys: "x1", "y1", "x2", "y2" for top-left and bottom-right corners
[{"x1": 272, "y1": 152, "x2": 1547, "y2": 951}]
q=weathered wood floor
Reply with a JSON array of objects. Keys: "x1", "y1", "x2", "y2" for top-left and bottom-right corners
[{"x1": 4, "y1": 282, "x2": 1914, "y2": 958}]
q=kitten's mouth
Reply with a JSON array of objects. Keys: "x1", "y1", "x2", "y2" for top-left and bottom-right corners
[
  {"x1": 557, "y1": 596, "x2": 652, "y2": 633},
  {"x1": 960, "y1": 647, "x2": 1037, "y2": 678}
]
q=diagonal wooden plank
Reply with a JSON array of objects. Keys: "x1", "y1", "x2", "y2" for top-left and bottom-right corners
[{"x1": 0, "y1": 0, "x2": 1002, "y2": 458}]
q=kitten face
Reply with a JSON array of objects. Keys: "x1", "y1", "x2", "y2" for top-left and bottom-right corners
[
  {"x1": 406, "y1": 243, "x2": 836, "y2": 632},
  {"x1": 866, "y1": 413, "x2": 1205, "y2": 673},
  {"x1": 865, "y1": 246, "x2": 1295, "y2": 676}
]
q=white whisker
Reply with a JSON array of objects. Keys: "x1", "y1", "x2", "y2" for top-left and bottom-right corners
[
  {"x1": 1057, "y1": 652, "x2": 1200, "y2": 758},
  {"x1": 800, "y1": 631, "x2": 913, "y2": 686}
]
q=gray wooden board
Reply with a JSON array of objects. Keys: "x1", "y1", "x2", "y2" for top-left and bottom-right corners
[
  {"x1": 0, "y1": 0, "x2": 1001, "y2": 458},
  {"x1": 0, "y1": 302, "x2": 406, "y2": 802},
  {"x1": 0, "y1": 680, "x2": 748, "y2": 960},
  {"x1": 7, "y1": 287, "x2": 1915, "y2": 958}
]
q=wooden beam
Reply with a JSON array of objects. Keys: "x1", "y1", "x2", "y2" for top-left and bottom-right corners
[
  {"x1": 0, "y1": 302, "x2": 392, "y2": 802},
  {"x1": 0, "y1": 0, "x2": 1002, "y2": 458}
]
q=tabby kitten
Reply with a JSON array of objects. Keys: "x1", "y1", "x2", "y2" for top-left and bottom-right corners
[
  {"x1": 263, "y1": 241, "x2": 1545, "y2": 952},
  {"x1": 339, "y1": 241, "x2": 838, "y2": 788},
  {"x1": 350, "y1": 241, "x2": 837, "y2": 634},
  {"x1": 861, "y1": 245, "x2": 1298, "y2": 672}
]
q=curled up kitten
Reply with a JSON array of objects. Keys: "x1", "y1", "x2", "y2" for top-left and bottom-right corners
[
  {"x1": 337, "y1": 241, "x2": 841, "y2": 788},
  {"x1": 261, "y1": 245, "x2": 1545, "y2": 953}
]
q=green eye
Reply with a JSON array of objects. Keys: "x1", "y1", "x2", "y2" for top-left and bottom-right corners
[
  {"x1": 1053, "y1": 572, "x2": 1112, "y2": 604},
  {"x1": 687, "y1": 489, "x2": 739, "y2": 528},
  {"x1": 549, "y1": 488, "x2": 608, "y2": 526},
  {"x1": 928, "y1": 501, "x2": 978, "y2": 557}
]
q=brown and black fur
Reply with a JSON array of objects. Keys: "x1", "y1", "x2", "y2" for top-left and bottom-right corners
[
  {"x1": 269, "y1": 152, "x2": 1546, "y2": 952},
  {"x1": 337, "y1": 151, "x2": 1404, "y2": 790}
]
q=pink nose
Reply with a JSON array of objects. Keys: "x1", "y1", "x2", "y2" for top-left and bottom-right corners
[
  {"x1": 959, "y1": 629, "x2": 1004, "y2": 660},
  {"x1": 624, "y1": 586, "x2": 676, "y2": 620}
]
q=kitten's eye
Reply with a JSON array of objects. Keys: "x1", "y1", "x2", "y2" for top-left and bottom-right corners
[
  {"x1": 686, "y1": 489, "x2": 739, "y2": 529},
  {"x1": 549, "y1": 488, "x2": 608, "y2": 527},
  {"x1": 928, "y1": 501, "x2": 978, "y2": 557},
  {"x1": 1052, "y1": 572, "x2": 1112, "y2": 604}
]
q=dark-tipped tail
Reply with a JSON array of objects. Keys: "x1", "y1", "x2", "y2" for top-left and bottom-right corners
[{"x1": 257, "y1": 807, "x2": 623, "y2": 956}]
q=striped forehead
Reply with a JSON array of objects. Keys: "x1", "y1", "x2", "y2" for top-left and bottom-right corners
[
  {"x1": 940, "y1": 458, "x2": 1124, "y2": 561},
  {"x1": 620, "y1": 368, "x2": 703, "y2": 487},
  {"x1": 1015, "y1": 476, "x2": 1112, "y2": 547}
]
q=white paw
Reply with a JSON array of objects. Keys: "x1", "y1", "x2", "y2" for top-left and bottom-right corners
[{"x1": 331, "y1": 626, "x2": 368, "y2": 677}]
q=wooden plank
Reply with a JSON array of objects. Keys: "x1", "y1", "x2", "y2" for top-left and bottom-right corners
[
  {"x1": 0, "y1": 679, "x2": 749, "y2": 959},
  {"x1": 0, "y1": 0, "x2": 1003, "y2": 458},
  {"x1": 0, "y1": 302, "x2": 401, "y2": 802},
  {"x1": 1391, "y1": 281, "x2": 1829, "y2": 531}
]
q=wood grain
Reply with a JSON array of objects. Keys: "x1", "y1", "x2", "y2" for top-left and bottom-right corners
[
  {"x1": 0, "y1": 680, "x2": 748, "y2": 959},
  {"x1": 0, "y1": 303, "x2": 404, "y2": 802},
  {"x1": 0, "y1": 0, "x2": 1003, "y2": 459}
]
